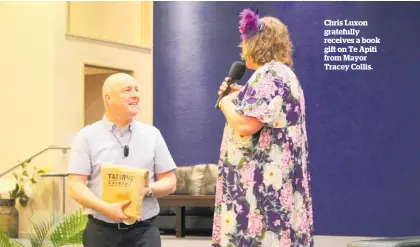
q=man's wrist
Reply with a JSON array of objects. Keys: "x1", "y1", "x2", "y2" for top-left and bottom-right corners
[
  {"x1": 146, "y1": 185, "x2": 154, "y2": 197},
  {"x1": 96, "y1": 200, "x2": 111, "y2": 215}
]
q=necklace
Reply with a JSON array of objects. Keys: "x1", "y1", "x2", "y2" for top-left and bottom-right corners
[{"x1": 110, "y1": 130, "x2": 132, "y2": 158}]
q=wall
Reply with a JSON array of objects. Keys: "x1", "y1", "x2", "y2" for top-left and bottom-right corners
[
  {"x1": 67, "y1": 1, "x2": 152, "y2": 48},
  {"x1": 153, "y1": 1, "x2": 420, "y2": 238},
  {"x1": 84, "y1": 73, "x2": 113, "y2": 126},
  {"x1": 0, "y1": 1, "x2": 56, "y2": 176},
  {"x1": 0, "y1": 2, "x2": 59, "y2": 236},
  {"x1": 0, "y1": 1, "x2": 153, "y2": 236}
]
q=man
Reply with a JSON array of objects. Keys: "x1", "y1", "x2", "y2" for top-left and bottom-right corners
[{"x1": 67, "y1": 73, "x2": 177, "y2": 247}]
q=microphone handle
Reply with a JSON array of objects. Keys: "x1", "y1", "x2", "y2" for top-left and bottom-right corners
[{"x1": 215, "y1": 80, "x2": 234, "y2": 109}]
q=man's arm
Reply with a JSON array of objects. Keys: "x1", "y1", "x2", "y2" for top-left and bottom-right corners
[
  {"x1": 68, "y1": 174, "x2": 109, "y2": 214},
  {"x1": 145, "y1": 129, "x2": 177, "y2": 197},
  {"x1": 144, "y1": 170, "x2": 176, "y2": 197}
]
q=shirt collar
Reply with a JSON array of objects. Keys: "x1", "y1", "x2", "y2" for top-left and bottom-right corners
[{"x1": 102, "y1": 114, "x2": 136, "y2": 132}]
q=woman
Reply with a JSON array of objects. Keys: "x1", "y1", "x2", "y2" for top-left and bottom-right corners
[{"x1": 212, "y1": 8, "x2": 314, "y2": 247}]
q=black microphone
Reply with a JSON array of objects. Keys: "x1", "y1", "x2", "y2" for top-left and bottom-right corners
[{"x1": 215, "y1": 61, "x2": 246, "y2": 109}]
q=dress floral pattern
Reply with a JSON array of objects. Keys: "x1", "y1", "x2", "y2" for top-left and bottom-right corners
[{"x1": 212, "y1": 61, "x2": 314, "y2": 247}]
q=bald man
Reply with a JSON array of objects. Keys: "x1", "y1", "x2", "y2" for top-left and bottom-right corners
[{"x1": 67, "y1": 73, "x2": 177, "y2": 247}]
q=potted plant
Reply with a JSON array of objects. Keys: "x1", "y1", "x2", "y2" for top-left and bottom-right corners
[
  {"x1": 0, "y1": 208, "x2": 87, "y2": 247},
  {"x1": 0, "y1": 161, "x2": 49, "y2": 238},
  {"x1": 0, "y1": 161, "x2": 49, "y2": 207}
]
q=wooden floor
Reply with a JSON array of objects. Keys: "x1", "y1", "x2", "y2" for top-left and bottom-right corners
[
  {"x1": 161, "y1": 235, "x2": 378, "y2": 247},
  {"x1": 17, "y1": 235, "x2": 377, "y2": 247}
]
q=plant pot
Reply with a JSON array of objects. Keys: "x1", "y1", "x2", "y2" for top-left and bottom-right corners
[{"x1": 0, "y1": 199, "x2": 19, "y2": 238}]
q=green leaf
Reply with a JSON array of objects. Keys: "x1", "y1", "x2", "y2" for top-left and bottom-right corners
[
  {"x1": 20, "y1": 162, "x2": 27, "y2": 169},
  {"x1": 19, "y1": 195, "x2": 29, "y2": 207},
  {"x1": 16, "y1": 191, "x2": 24, "y2": 198},
  {"x1": 9, "y1": 239, "x2": 26, "y2": 247},
  {"x1": 12, "y1": 172, "x2": 18, "y2": 180},
  {"x1": 0, "y1": 228, "x2": 24, "y2": 247},
  {"x1": 31, "y1": 178, "x2": 37, "y2": 184},
  {"x1": 0, "y1": 226, "x2": 12, "y2": 247},
  {"x1": 22, "y1": 171, "x2": 28, "y2": 177},
  {"x1": 28, "y1": 212, "x2": 62, "y2": 247},
  {"x1": 50, "y1": 208, "x2": 88, "y2": 247},
  {"x1": 9, "y1": 184, "x2": 20, "y2": 199}
]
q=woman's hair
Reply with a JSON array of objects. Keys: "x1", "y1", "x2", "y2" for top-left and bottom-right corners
[{"x1": 242, "y1": 16, "x2": 294, "y2": 68}]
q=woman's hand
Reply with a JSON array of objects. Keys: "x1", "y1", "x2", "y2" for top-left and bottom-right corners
[{"x1": 218, "y1": 77, "x2": 242, "y2": 96}]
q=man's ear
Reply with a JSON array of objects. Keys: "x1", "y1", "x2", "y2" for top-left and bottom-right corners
[{"x1": 104, "y1": 94, "x2": 112, "y2": 104}]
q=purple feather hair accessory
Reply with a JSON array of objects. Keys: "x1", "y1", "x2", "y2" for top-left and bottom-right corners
[{"x1": 239, "y1": 8, "x2": 262, "y2": 40}]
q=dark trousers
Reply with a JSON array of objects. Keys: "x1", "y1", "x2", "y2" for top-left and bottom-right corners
[{"x1": 83, "y1": 216, "x2": 161, "y2": 247}]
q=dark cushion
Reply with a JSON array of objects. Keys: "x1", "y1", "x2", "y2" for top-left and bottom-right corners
[
  {"x1": 200, "y1": 164, "x2": 218, "y2": 195},
  {"x1": 174, "y1": 164, "x2": 206, "y2": 195}
]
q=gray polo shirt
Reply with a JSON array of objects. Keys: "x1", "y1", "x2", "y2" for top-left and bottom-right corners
[{"x1": 67, "y1": 115, "x2": 177, "y2": 223}]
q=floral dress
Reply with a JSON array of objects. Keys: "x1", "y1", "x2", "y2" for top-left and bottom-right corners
[{"x1": 212, "y1": 61, "x2": 314, "y2": 247}]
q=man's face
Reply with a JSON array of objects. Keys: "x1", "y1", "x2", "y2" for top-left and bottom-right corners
[{"x1": 107, "y1": 77, "x2": 140, "y2": 118}]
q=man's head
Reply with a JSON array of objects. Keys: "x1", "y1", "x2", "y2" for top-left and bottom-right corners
[{"x1": 102, "y1": 73, "x2": 139, "y2": 122}]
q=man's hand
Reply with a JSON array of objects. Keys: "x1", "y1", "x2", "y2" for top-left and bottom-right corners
[{"x1": 102, "y1": 200, "x2": 131, "y2": 222}]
